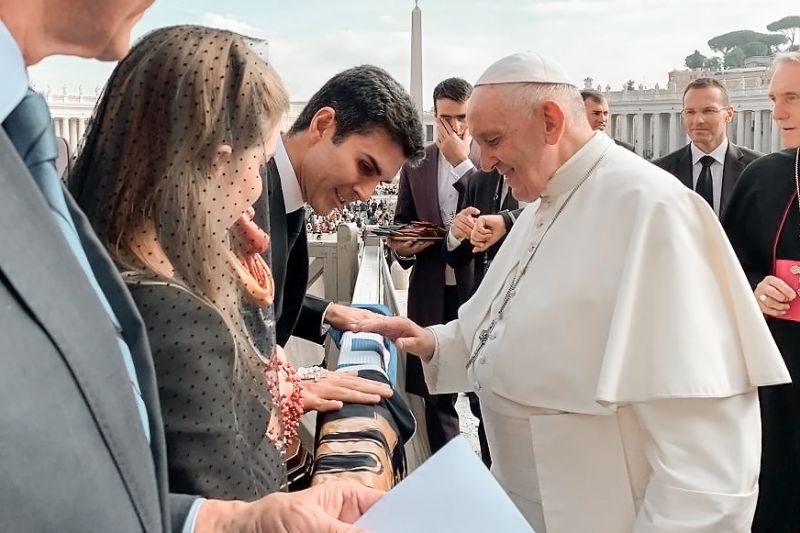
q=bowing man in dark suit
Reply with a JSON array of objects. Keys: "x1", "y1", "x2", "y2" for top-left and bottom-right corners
[
  {"x1": 387, "y1": 78, "x2": 486, "y2": 456},
  {"x1": 0, "y1": 3, "x2": 387, "y2": 530},
  {"x1": 254, "y1": 66, "x2": 425, "y2": 348},
  {"x1": 653, "y1": 78, "x2": 762, "y2": 218}
]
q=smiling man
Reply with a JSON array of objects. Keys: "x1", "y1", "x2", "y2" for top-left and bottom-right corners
[
  {"x1": 653, "y1": 78, "x2": 761, "y2": 218},
  {"x1": 0, "y1": 0, "x2": 391, "y2": 531},
  {"x1": 722, "y1": 51, "x2": 800, "y2": 533},
  {"x1": 357, "y1": 52, "x2": 789, "y2": 532},
  {"x1": 254, "y1": 65, "x2": 425, "y2": 347}
]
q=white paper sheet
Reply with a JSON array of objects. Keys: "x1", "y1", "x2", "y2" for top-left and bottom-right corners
[{"x1": 355, "y1": 436, "x2": 535, "y2": 533}]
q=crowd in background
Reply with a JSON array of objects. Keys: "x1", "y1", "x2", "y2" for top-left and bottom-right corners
[{"x1": 306, "y1": 196, "x2": 397, "y2": 234}]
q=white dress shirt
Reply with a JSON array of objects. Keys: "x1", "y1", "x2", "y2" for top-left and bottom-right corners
[
  {"x1": 0, "y1": 20, "x2": 29, "y2": 123},
  {"x1": 690, "y1": 139, "x2": 728, "y2": 216},
  {"x1": 274, "y1": 134, "x2": 305, "y2": 213},
  {"x1": 437, "y1": 152, "x2": 474, "y2": 285}
]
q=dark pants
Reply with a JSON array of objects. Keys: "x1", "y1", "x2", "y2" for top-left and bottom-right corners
[{"x1": 424, "y1": 286, "x2": 491, "y2": 467}]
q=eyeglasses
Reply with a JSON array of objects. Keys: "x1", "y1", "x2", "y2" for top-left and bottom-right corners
[{"x1": 681, "y1": 107, "x2": 730, "y2": 118}]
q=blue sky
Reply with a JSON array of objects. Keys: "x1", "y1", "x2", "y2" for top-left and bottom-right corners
[{"x1": 29, "y1": 0, "x2": 795, "y2": 109}]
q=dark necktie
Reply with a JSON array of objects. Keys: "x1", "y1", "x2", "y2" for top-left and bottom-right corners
[
  {"x1": 3, "y1": 89, "x2": 150, "y2": 440},
  {"x1": 695, "y1": 155, "x2": 715, "y2": 210}
]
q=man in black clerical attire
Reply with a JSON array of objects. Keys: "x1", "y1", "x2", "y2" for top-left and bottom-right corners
[{"x1": 722, "y1": 51, "x2": 800, "y2": 533}]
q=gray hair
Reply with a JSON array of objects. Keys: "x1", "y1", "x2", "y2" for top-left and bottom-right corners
[
  {"x1": 506, "y1": 82, "x2": 587, "y2": 123},
  {"x1": 773, "y1": 51, "x2": 800, "y2": 68}
]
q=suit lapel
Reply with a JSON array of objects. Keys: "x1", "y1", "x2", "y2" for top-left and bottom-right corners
[
  {"x1": 0, "y1": 130, "x2": 161, "y2": 530},
  {"x1": 720, "y1": 143, "x2": 744, "y2": 215},
  {"x1": 412, "y1": 145, "x2": 444, "y2": 226},
  {"x1": 259, "y1": 159, "x2": 288, "y2": 317},
  {"x1": 676, "y1": 145, "x2": 694, "y2": 189}
]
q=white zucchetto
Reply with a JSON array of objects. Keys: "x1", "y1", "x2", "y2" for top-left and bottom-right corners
[{"x1": 475, "y1": 52, "x2": 575, "y2": 87}]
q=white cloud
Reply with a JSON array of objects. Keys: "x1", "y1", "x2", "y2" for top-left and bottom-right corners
[{"x1": 202, "y1": 12, "x2": 267, "y2": 39}]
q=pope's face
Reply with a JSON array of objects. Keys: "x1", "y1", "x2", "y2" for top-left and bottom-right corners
[
  {"x1": 770, "y1": 60, "x2": 800, "y2": 149},
  {"x1": 468, "y1": 85, "x2": 558, "y2": 203}
]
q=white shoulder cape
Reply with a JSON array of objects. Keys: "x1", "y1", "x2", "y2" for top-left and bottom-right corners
[{"x1": 428, "y1": 139, "x2": 789, "y2": 413}]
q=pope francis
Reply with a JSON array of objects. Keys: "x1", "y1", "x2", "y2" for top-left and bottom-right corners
[{"x1": 356, "y1": 52, "x2": 791, "y2": 532}]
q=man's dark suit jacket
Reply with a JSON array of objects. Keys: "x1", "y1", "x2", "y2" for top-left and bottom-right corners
[
  {"x1": 254, "y1": 158, "x2": 329, "y2": 347},
  {"x1": 0, "y1": 130, "x2": 195, "y2": 532},
  {"x1": 393, "y1": 143, "x2": 475, "y2": 395},
  {"x1": 653, "y1": 142, "x2": 762, "y2": 217},
  {"x1": 445, "y1": 170, "x2": 520, "y2": 295}
]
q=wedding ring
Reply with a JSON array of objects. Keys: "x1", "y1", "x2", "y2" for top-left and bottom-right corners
[{"x1": 759, "y1": 294, "x2": 767, "y2": 302}]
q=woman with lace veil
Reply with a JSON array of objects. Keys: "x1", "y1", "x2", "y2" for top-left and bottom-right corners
[{"x1": 70, "y1": 25, "x2": 292, "y2": 500}]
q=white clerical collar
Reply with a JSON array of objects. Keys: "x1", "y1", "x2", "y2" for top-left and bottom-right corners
[
  {"x1": 690, "y1": 139, "x2": 728, "y2": 166},
  {"x1": 542, "y1": 131, "x2": 613, "y2": 199},
  {"x1": 274, "y1": 134, "x2": 305, "y2": 213},
  {"x1": 0, "y1": 19, "x2": 29, "y2": 123}
]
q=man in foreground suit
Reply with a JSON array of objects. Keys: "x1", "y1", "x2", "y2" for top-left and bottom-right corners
[
  {"x1": 653, "y1": 77, "x2": 761, "y2": 218},
  {"x1": 255, "y1": 66, "x2": 425, "y2": 348},
  {"x1": 0, "y1": 1, "x2": 382, "y2": 531}
]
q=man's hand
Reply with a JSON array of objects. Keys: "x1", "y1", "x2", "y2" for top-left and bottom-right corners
[
  {"x1": 436, "y1": 117, "x2": 471, "y2": 167},
  {"x1": 451, "y1": 207, "x2": 480, "y2": 240},
  {"x1": 355, "y1": 316, "x2": 435, "y2": 359},
  {"x1": 470, "y1": 214, "x2": 507, "y2": 253},
  {"x1": 755, "y1": 275, "x2": 796, "y2": 317},
  {"x1": 386, "y1": 237, "x2": 433, "y2": 258},
  {"x1": 324, "y1": 303, "x2": 377, "y2": 331},
  {"x1": 196, "y1": 481, "x2": 383, "y2": 533},
  {"x1": 301, "y1": 371, "x2": 393, "y2": 412}
]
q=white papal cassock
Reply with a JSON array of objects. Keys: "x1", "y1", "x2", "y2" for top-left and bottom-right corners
[{"x1": 425, "y1": 132, "x2": 790, "y2": 532}]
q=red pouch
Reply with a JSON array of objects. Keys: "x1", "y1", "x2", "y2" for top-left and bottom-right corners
[
  {"x1": 772, "y1": 190, "x2": 800, "y2": 322},
  {"x1": 773, "y1": 260, "x2": 800, "y2": 321}
]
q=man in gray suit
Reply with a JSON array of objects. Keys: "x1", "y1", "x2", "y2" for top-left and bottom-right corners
[
  {"x1": 653, "y1": 78, "x2": 762, "y2": 218},
  {"x1": 0, "y1": 0, "x2": 381, "y2": 531}
]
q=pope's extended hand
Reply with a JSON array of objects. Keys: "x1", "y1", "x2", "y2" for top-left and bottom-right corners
[{"x1": 355, "y1": 315, "x2": 435, "y2": 359}]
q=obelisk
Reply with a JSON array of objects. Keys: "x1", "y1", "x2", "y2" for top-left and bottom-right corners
[{"x1": 410, "y1": 0, "x2": 423, "y2": 119}]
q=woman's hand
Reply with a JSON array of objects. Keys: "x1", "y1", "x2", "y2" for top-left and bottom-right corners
[{"x1": 301, "y1": 369, "x2": 393, "y2": 412}]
